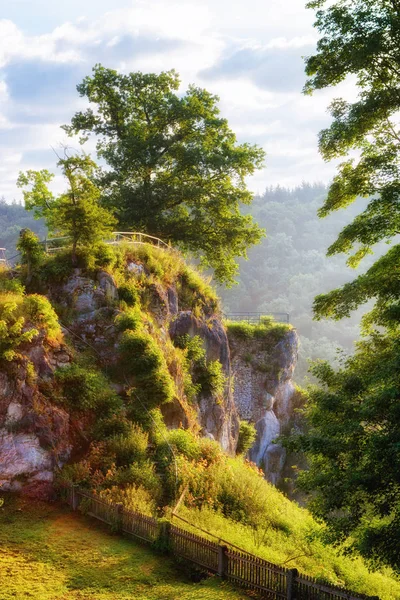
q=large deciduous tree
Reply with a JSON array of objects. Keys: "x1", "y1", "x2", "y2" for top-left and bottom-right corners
[
  {"x1": 17, "y1": 154, "x2": 116, "y2": 265},
  {"x1": 289, "y1": 0, "x2": 400, "y2": 569},
  {"x1": 63, "y1": 66, "x2": 265, "y2": 284}
]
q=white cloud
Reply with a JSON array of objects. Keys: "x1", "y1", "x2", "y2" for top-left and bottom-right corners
[{"x1": 0, "y1": 0, "x2": 354, "y2": 201}]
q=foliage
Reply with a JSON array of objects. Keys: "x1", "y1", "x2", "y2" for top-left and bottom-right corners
[
  {"x1": 22, "y1": 294, "x2": 61, "y2": 340},
  {"x1": 106, "y1": 424, "x2": 148, "y2": 467},
  {"x1": 287, "y1": 331, "x2": 400, "y2": 570},
  {"x1": 236, "y1": 421, "x2": 257, "y2": 455},
  {"x1": 226, "y1": 317, "x2": 292, "y2": 343},
  {"x1": 173, "y1": 334, "x2": 226, "y2": 400},
  {"x1": 114, "y1": 306, "x2": 142, "y2": 332},
  {"x1": 16, "y1": 229, "x2": 45, "y2": 279},
  {"x1": 0, "y1": 291, "x2": 60, "y2": 361},
  {"x1": 99, "y1": 484, "x2": 157, "y2": 516},
  {"x1": 17, "y1": 153, "x2": 116, "y2": 264},
  {"x1": 117, "y1": 282, "x2": 139, "y2": 306},
  {"x1": 279, "y1": 0, "x2": 400, "y2": 571},
  {"x1": 119, "y1": 326, "x2": 175, "y2": 417},
  {"x1": 177, "y1": 266, "x2": 220, "y2": 314},
  {"x1": 55, "y1": 363, "x2": 121, "y2": 413},
  {"x1": 64, "y1": 65, "x2": 266, "y2": 284},
  {"x1": 0, "y1": 295, "x2": 37, "y2": 361}
]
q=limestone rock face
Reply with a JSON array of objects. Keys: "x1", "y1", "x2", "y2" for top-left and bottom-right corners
[
  {"x1": 0, "y1": 333, "x2": 71, "y2": 498},
  {"x1": 228, "y1": 328, "x2": 299, "y2": 485},
  {"x1": 170, "y1": 311, "x2": 239, "y2": 454}
]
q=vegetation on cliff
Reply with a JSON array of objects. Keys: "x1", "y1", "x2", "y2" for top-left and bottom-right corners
[{"x1": 283, "y1": 0, "x2": 400, "y2": 572}]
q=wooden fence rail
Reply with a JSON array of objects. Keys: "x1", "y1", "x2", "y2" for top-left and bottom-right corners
[{"x1": 64, "y1": 485, "x2": 379, "y2": 600}]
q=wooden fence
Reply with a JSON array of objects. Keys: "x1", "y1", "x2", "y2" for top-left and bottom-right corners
[{"x1": 65, "y1": 485, "x2": 379, "y2": 600}]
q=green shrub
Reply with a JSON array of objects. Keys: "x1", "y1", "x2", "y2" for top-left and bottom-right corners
[
  {"x1": 178, "y1": 266, "x2": 219, "y2": 314},
  {"x1": 23, "y1": 294, "x2": 61, "y2": 339},
  {"x1": 17, "y1": 229, "x2": 45, "y2": 272},
  {"x1": 118, "y1": 282, "x2": 139, "y2": 306},
  {"x1": 107, "y1": 424, "x2": 148, "y2": 467},
  {"x1": 0, "y1": 293, "x2": 38, "y2": 361},
  {"x1": 120, "y1": 329, "x2": 175, "y2": 411},
  {"x1": 92, "y1": 414, "x2": 132, "y2": 440},
  {"x1": 226, "y1": 318, "x2": 292, "y2": 342},
  {"x1": 112, "y1": 461, "x2": 161, "y2": 499},
  {"x1": 55, "y1": 364, "x2": 119, "y2": 412},
  {"x1": 93, "y1": 242, "x2": 116, "y2": 268},
  {"x1": 236, "y1": 421, "x2": 257, "y2": 455},
  {"x1": 196, "y1": 359, "x2": 226, "y2": 398},
  {"x1": 99, "y1": 483, "x2": 157, "y2": 516},
  {"x1": 114, "y1": 307, "x2": 142, "y2": 332}
]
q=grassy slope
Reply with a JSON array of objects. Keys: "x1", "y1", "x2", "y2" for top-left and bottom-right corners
[{"x1": 0, "y1": 495, "x2": 247, "y2": 600}]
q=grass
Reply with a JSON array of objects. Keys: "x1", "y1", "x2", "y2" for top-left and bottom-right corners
[
  {"x1": 176, "y1": 502, "x2": 400, "y2": 600},
  {"x1": 225, "y1": 317, "x2": 292, "y2": 343},
  {"x1": 0, "y1": 494, "x2": 249, "y2": 600}
]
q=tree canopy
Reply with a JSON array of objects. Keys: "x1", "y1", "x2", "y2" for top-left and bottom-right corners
[
  {"x1": 17, "y1": 153, "x2": 116, "y2": 264},
  {"x1": 64, "y1": 65, "x2": 265, "y2": 284},
  {"x1": 305, "y1": 0, "x2": 400, "y2": 326},
  {"x1": 285, "y1": 0, "x2": 400, "y2": 570}
]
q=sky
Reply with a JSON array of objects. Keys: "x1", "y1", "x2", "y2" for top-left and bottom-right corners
[{"x1": 0, "y1": 0, "x2": 348, "y2": 201}]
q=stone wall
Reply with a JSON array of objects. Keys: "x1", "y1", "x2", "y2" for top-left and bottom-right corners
[{"x1": 228, "y1": 329, "x2": 299, "y2": 485}]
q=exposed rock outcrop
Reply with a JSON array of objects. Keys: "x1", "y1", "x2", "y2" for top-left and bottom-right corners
[
  {"x1": 170, "y1": 311, "x2": 239, "y2": 453},
  {"x1": 228, "y1": 328, "x2": 299, "y2": 485},
  {"x1": 0, "y1": 336, "x2": 71, "y2": 497}
]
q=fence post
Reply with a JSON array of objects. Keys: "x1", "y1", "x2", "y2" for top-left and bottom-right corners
[
  {"x1": 286, "y1": 568, "x2": 298, "y2": 600},
  {"x1": 218, "y1": 545, "x2": 229, "y2": 578},
  {"x1": 157, "y1": 519, "x2": 171, "y2": 553},
  {"x1": 116, "y1": 503, "x2": 124, "y2": 533},
  {"x1": 71, "y1": 485, "x2": 79, "y2": 511}
]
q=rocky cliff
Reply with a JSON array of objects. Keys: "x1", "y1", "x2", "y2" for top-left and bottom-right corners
[
  {"x1": 227, "y1": 323, "x2": 300, "y2": 486},
  {"x1": 0, "y1": 245, "x2": 300, "y2": 498}
]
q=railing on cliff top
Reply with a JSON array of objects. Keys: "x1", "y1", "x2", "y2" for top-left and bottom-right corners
[
  {"x1": 0, "y1": 248, "x2": 6, "y2": 265},
  {"x1": 224, "y1": 312, "x2": 290, "y2": 324},
  {"x1": 63, "y1": 484, "x2": 379, "y2": 600},
  {"x1": 39, "y1": 232, "x2": 172, "y2": 254}
]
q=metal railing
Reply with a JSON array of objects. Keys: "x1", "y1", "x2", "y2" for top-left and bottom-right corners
[
  {"x1": 0, "y1": 248, "x2": 6, "y2": 265},
  {"x1": 224, "y1": 312, "x2": 290, "y2": 324}
]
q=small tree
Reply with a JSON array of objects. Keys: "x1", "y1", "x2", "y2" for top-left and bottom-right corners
[
  {"x1": 17, "y1": 153, "x2": 116, "y2": 265},
  {"x1": 17, "y1": 229, "x2": 45, "y2": 284}
]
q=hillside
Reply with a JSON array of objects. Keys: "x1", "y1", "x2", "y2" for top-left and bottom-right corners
[
  {"x1": 0, "y1": 495, "x2": 247, "y2": 600},
  {"x1": 1, "y1": 241, "x2": 400, "y2": 598},
  {"x1": 220, "y1": 184, "x2": 387, "y2": 383}
]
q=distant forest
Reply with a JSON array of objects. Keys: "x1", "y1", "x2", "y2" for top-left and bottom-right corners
[
  {"x1": 0, "y1": 186, "x2": 380, "y2": 383},
  {"x1": 0, "y1": 198, "x2": 46, "y2": 259},
  {"x1": 220, "y1": 183, "x2": 385, "y2": 383}
]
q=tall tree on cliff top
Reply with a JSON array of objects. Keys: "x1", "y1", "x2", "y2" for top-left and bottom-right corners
[
  {"x1": 289, "y1": 0, "x2": 400, "y2": 569},
  {"x1": 63, "y1": 66, "x2": 265, "y2": 285}
]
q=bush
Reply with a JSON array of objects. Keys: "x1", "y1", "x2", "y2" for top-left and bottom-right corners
[
  {"x1": 114, "y1": 307, "x2": 142, "y2": 332},
  {"x1": 23, "y1": 294, "x2": 61, "y2": 339},
  {"x1": 236, "y1": 421, "x2": 257, "y2": 455},
  {"x1": 55, "y1": 364, "x2": 120, "y2": 412},
  {"x1": 226, "y1": 318, "x2": 292, "y2": 342},
  {"x1": 107, "y1": 424, "x2": 148, "y2": 467},
  {"x1": 118, "y1": 282, "x2": 139, "y2": 306},
  {"x1": 178, "y1": 266, "x2": 219, "y2": 314},
  {"x1": 120, "y1": 329, "x2": 175, "y2": 411},
  {"x1": 99, "y1": 484, "x2": 157, "y2": 516},
  {"x1": 92, "y1": 414, "x2": 131, "y2": 440}
]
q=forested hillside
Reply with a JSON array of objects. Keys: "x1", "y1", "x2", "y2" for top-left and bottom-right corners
[
  {"x1": 220, "y1": 184, "x2": 383, "y2": 383},
  {"x1": 0, "y1": 198, "x2": 46, "y2": 258}
]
